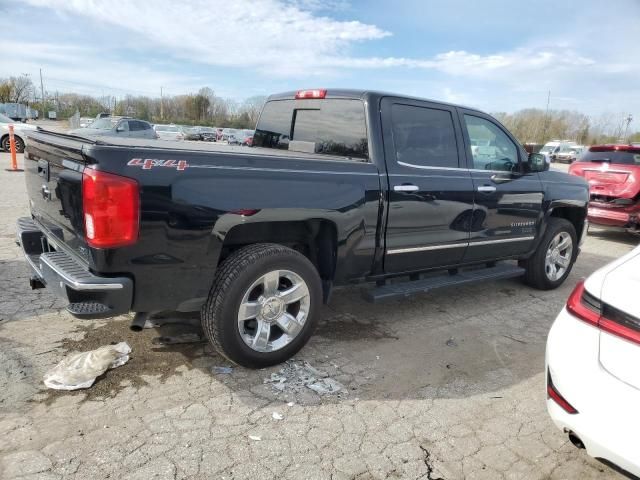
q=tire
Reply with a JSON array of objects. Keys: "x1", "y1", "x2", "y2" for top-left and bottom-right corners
[
  {"x1": 1, "y1": 135, "x2": 25, "y2": 153},
  {"x1": 522, "y1": 217, "x2": 577, "y2": 290},
  {"x1": 201, "y1": 243, "x2": 322, "y2": 368}
]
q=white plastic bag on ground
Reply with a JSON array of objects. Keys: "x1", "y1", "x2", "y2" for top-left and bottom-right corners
[{"x1": 43, "y1": 342, "x2": 131, "y2": 390}]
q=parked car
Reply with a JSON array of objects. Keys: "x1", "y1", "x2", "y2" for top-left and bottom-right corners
[
  {"x1": 17, "y1": 88, "x2": 588, "y2": 368},
  {"x1": 540, "y1": 140, "x2": 577, "y2": 163},
  {"x1": 546, "y1": 244, "x2": 640, "y2": 478},
  {"x1": 554, "y1": 145, "x2": 584, "y2": 164},
  {"x1": 569, "y1": 144, "x2": 640, "y2": 235},
  {"x1": 221, "y1": 128, "x2": 236, "y2": 142},
  {"x1": 182, "y1": 127, "x2": 202, "y2": 141},
  {"x1": 0, "y1": 112, "x2": 37, "y2": 153},
  {"x1": 79, "y1": 117, "x2": 94, "y2": 128},
  {"x1": 199, "y1": 127, "x2": 217, "y2": 142},
  {"x1": 242, "y1": 129, "x2": 255, "y2": 146},
  {"x1": 69, "y1": 117, "x2": 157, "y2": 139},
  {"x1": 228, "y1": 130, "x2": 246, "y2": 145},
  {"x1": 154, "y1": 124, "x2": 185, "y2": 141}
]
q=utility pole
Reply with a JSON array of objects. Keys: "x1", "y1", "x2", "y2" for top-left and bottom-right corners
[
  {"x1": 160, "y1": 86, "x2": 164, "y2": 120},
  {"x1": 622, "y1": 114, "x2": 633, "y2": 143},
  {"x1": 540, "y1": 90, "x2": 551, "y2": 143},
  {"x1": 39, "y1": 68, "x2": 46, "y2": 113}
]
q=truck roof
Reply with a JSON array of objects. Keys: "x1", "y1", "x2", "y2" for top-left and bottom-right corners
[{"x1": 267, "y1": 89, "x2": 481, "y2": 113}]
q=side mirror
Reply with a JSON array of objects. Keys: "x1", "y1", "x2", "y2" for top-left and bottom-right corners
[
  {"x1": 116, "y1": 126, "x2": 125, "y2": 132},
  {"x1": 528, "y1": 152, "x2": 549, "y2": 172}
]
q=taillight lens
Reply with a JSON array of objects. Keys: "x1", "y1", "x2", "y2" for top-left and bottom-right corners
[
  {"x1": 566, "y1": 280, "x2": 640, "y2": 345},
  {"x1": 547, "y1": 370, "x2": 578, "y2": 414},
  {"x1": 82, "y1": 168, "x2": 139, "y2": 248},
  {"x1": 566, "y1": 280, "x2": 600, "y2": 326}
]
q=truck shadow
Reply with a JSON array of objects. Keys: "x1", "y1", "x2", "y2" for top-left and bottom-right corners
[{"x1": 28, "y1": 248, "x2": 629, "y2": 406}]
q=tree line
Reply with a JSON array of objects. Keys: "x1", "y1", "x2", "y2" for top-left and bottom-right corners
[{"x1": 1, "y1": 75, "x2": 638, "y2": 142}]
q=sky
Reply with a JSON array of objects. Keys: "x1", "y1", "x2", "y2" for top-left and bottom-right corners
[{"x1": 2, "y1": 0, "x2": 639, "y2": 117}]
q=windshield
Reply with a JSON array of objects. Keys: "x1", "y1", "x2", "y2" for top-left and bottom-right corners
[
  {"x1": 539, "y1": 144, "x2": 558, "y2": 154},
  {"x1": 0, "y1": 113, "x2": 14, "y2": 123},
  {"x1": 90, "y1": 118, "x2": 118, "y2": 130},
  {"x1": 559, "y1": 146, "x2": 576, "y2": 153}
]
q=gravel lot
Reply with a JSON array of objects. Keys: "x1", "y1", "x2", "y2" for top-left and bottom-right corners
[{"x1": 0, "y1": 152, "x2": 637, "y2": 479}]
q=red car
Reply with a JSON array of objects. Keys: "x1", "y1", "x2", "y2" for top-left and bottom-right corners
[{"x1": 569, "y1": 145, "x2": 640, "y2": 234}]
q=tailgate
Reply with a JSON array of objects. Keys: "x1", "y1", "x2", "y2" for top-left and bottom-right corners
[
  {"x1": 24, "y1": 131, "x2": 92, "y2": 260},
  {"x1": 571, "y1": 162, "x2": 640, "y2": 199}
]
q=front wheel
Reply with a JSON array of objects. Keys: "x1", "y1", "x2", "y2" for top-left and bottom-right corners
[
  {"x1": 201, "y1": 244, "x2": 322, "y2": 368},
  {"x1": 522, "y1": 217, "x2": 577, "y2": 290},
  {"x1": 1, "y1": 135, "x2": 25, "y2": 153}
]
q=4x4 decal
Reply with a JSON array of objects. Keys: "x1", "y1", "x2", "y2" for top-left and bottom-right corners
[{"x1": 127, "y1": 158, "x2": 189, "y2": 171}]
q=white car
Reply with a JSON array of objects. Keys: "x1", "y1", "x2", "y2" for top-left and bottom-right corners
[
  {"x1": 546, "y1": 244, "x2": 640, "y2": 477},
  {"x1": 153, "y1": 124, "x2": 184, "y2": 141},
  {"x1": 0, "y1": 113, "x2": 37, "y2": 153}
]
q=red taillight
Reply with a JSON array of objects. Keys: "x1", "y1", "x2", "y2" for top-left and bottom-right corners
[
  {"x1": 566, "y1": 280, "x2": 600, "y2": 326},
  {"x1": 599, "y1": 313, "x2": 640, "y2": 345},
  {"x1": 547, "y1": 371, "x2": 578, "y2": 414},
  {"x1": 295, "y1": 89, "x2": 327, "y2": 99},
  {"x1": 566, "y1": 280, "x2": 640, "y2": 345},
  {"x1": 82, "y1": 168, "x2": 139, "y2": 248}
]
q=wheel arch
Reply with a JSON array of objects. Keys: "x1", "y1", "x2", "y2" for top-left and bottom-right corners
[
  {"x1": 548, "y1": 204, "x2": 587, "y2": 241},
  {"x1": 220, "y1": 219, "x2": 338, "y2": 299}
]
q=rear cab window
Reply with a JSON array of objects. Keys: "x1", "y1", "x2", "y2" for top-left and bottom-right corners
[{"x1": 253, "y1": 98, "x2": 369, "y2": 161}]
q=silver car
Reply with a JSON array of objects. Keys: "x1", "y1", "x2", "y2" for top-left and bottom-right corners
[
  {"x1": 69, "y1": 117, "x2": 157, "y2": 139},
  {"x1": 0, "y1": 112, "x2": 37, "y2": 153}
]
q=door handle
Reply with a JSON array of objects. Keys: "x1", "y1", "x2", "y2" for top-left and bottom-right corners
[
  {"x1": 393, "y1": 184, "x2": 419, "y2": 192},
  {"x1": 490, "y1": 174, "x2": 513, "y2": 184},
  {"x1": 477, "y1": 185, "x2": 496, "y2": 193}
]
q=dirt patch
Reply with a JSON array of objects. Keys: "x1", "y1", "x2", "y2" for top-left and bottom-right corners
[
  {"x1": 315, "y1": 310, "x2": 399, "y2": 341},
  {"x1": 36, "y1": 314, "x2": 218, "y2": 404}
]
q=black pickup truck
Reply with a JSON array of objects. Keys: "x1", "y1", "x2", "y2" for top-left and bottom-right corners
[{"x1": 17, "y1": 89, "x2": 589, "y2": 367}]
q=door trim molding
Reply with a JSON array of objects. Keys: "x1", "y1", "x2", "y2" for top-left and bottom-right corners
[
  {"x1": 468, "y1": 236, "x2": 535, "y2": 246},
  {"x1": 387, "y1": 242, "x2": 468, "y2": 255},
  {"x1": 386, "y1": 235, "x2": 535, "y2": 255}
]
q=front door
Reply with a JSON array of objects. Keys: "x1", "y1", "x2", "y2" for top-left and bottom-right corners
[
  {"x1": 458, "y1": 110, "x2": 544, "y2": 262},
  {"x1": 381, "y1": 98, "x2": 474, "y2": 274}
]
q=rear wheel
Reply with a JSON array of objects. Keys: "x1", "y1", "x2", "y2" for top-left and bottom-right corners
[
  {"x1": 201, "y1": 244, "x2": 322, "y2": 368},
  {"x1": 522, "y1": 217, "x2": 577, "y2": 290}
]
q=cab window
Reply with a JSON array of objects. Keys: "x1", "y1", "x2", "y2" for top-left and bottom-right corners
[{"x1": 463, "y1": 115, "x2": 519, "y2": 171}]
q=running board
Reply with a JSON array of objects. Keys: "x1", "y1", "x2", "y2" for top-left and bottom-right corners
[{"x1": 364, "y1": 264, "x2": 525, "y2": 303}]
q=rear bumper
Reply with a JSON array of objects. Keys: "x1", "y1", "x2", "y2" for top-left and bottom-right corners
[
  {"x1": 588, "y1": 203, "x2": 640, "y2": 233},
  {"x1": 546, "y1": 308, "x2": 640, "y2": 477},
  {"x1": 16, "y1": 217, "x2": 133, "y2": 319}
]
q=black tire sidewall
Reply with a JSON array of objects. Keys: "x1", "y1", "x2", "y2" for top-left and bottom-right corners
[
  {"x1": 210, "y1": 247, "x2": 322, "y2": 367},
  {"x1": 1, "y1": 136, "x2": 24, "y2": 153},
  {"x1": 533, "y1": 218, "x2": 577, "y2": 289}
]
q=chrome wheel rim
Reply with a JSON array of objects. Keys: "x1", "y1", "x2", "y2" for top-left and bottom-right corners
[
  {"x1": 237, "y1": 269, "x2": 310, "y2": 353},
  {"x1": 544, "y1": 232, "x2": 573, "y2": 281}
]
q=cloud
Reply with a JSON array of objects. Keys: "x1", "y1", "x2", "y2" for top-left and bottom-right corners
[
  {"x1": 21, "y1": 0, "x2": 391, "y2": 76},
  {"x1": 0, "y1": 41, "x2": 203, "y2": 97},
  {"x1": 6, "y1": 0, "x2": 640, "y2": 115}
]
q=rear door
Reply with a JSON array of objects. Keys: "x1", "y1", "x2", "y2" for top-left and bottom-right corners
[
  {"x1": 458, "y1": 110, "x2": 544, "y2": 261},
  {"x1": 381, "y1": 97, "x2": 474, "y2": 274}
]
